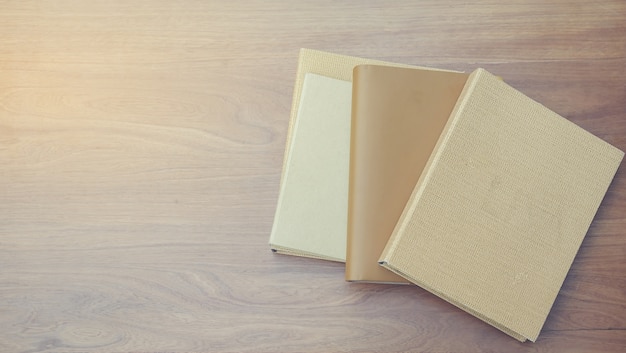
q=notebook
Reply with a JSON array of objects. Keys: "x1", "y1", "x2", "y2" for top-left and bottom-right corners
[
  {"x1": 269, "y1": 73, "x2": 352, "y2": 261},
  {"x1": 347, "y1": 65, "x2": 469, "y2": 282},
  {"x1": 378, "y1": 68, "x2": 624, "y2": 341}
]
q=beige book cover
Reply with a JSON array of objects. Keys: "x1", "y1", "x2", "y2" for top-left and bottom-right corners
[
  {"x1": 269, "y1": 73, "x2": 352, "y2": 261},
  {"x1": 281, "y1": 48, "x2": 439, "y2": 180},
  {"x1": 347, "y1": 65, "x2": 469, "y2": 283},
  {"x1": 272, "y1": 48, "x2": 454, "y2": 262},
  {"x1": 379, "y1": 68, "x2": 624, "y2": 341}
]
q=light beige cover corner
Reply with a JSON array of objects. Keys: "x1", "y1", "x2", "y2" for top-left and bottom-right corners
[
  {"x1": 281, "y1": 48, "x2": 436, "y2": 177},
  {"x1": 269, "y1": 73, "x2": 352, "y2": 261},
  {"x1": 379, "y1": 68, "x2": 624, "y2": 342}
]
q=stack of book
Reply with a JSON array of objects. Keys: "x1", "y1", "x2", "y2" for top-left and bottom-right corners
[{"x1": 269, "y1": 48, "x2": 623, "y2": 342}]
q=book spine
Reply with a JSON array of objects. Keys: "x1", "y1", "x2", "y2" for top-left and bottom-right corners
[
  {"x1": 379, "y1": 68, "x2": 484, "y2": 264},
  {"x1": 345, "y1": 66, "x2": 360, "y2": 279}
]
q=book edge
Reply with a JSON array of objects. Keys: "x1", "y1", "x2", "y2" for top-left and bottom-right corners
[
  {"x1": 345, "y1": 65, "x2": 361, "y2": 280},
  {"x1": 379, "y1": 260, "x2": 528, "y2": 342},
  {"x1": 270, "y1": 244, "x2": 345, "y2": 263}
]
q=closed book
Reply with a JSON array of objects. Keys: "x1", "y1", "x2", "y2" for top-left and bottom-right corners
[
  {"x1": 378, "y1": 68, "x2": 624, "y2": 341},
  {"x1": 347, "y1": 65, "x2": 469, "y2": 282},
  {"x1": 269, "y1": 73, "x2": 352, "y2": 261}
]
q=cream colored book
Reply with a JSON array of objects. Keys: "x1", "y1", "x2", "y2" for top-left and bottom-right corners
[
  {"x1": 379, "y1": 68, "x2": 624, "y2": 342},
  {"x1": 269, "y1": 73, "x2": 352, "y2": 261}
]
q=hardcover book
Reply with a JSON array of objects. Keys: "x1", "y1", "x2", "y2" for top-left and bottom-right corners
[
  {"x1": 378, "y1": 68, "x2": 624, "y2": 341},
  {"x1": 269, "y1": 73, "x2": 352, "y2": 261},
  {"x1": 347, "y1": 65, "x2": 469, "y2": 282}
]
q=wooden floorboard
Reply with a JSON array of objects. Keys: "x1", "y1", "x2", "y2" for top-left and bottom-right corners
[{"x1": 1, "y1": 1, "x2": 625, "y2": 352}]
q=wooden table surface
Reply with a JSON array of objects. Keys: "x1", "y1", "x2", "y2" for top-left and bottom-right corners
[{"x1": 2, "y1": 1, "x2": 625, "y2": 352}]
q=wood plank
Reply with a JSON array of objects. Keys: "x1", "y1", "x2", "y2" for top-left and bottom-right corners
[{"x1": 1, "y1": 0, "x2": 625, "y2": 351}]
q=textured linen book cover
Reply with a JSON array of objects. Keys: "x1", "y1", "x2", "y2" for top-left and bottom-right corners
[
  {"x1": 379, "y1": 68, "x2": 624, "y2": 341},
  {"x1": 271, "y1": 48, "x2": 453, "y2": 261},
  {"x1": 269, "y1": 73, "x2": 352, "y2": 261},
  {"x1": 347, "y1": 65, "x2": 469, "y2": 283}
]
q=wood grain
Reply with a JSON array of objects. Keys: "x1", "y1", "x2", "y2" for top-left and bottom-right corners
[{"x1": 1, "y1": 0, "x2": 625, "y2": 352}]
